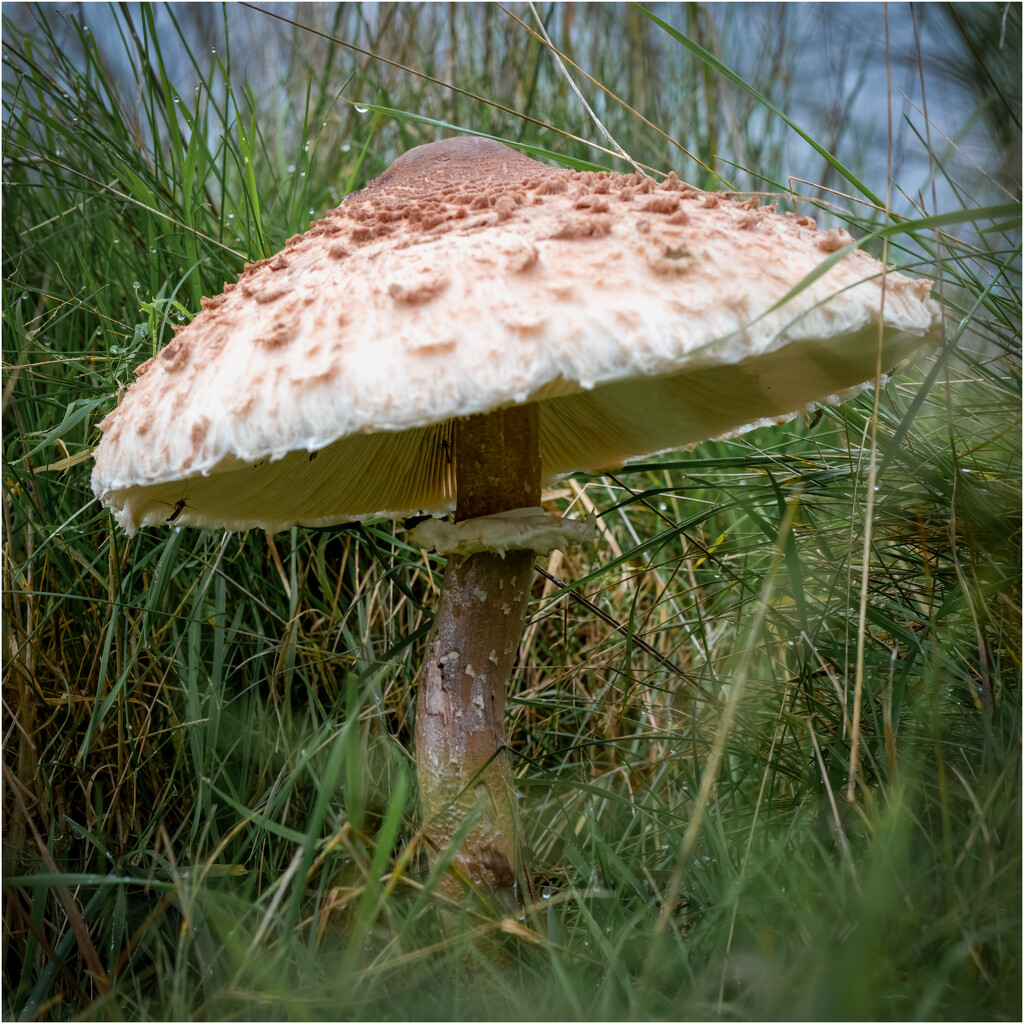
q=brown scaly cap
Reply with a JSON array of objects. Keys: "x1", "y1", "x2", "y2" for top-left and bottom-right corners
[{"x1": 92, "y1": 136, "x2": 942, "y2": 536}]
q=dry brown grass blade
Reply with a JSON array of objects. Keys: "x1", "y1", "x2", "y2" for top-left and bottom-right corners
[
  {"x1": 6, "y1": 889, "x2": 89, "y2": 1006},
  {"x1": 2, "y1": 761, "x2": 110, "y2": 999},
  {"x1": 525, "y1": 0, "x2": 642, "y2": 175}
]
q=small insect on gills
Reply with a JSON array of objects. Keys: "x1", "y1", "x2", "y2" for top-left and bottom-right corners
[
  {"x1": 166, "y1": 499, "x2": 187, "y2": 523},
  {"x1": 438, "y1": 422, "x2": 453, "y2": 468},
  {"x1": 165, "y1": 486, "x2": 193, "y2": 522}
]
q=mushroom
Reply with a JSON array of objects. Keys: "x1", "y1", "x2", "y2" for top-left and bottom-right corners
[{"x1": 91, "y1": 135, "x2": 942, "y2": 906}]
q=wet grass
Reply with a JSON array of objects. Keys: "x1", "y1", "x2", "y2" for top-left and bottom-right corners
[{"x1": 2, "y1": 3, "x2": 1021, "y2": 1020}]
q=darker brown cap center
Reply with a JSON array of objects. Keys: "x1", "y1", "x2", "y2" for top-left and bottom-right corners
[{"x1": 367, "y1": 136, "x2": 554, "y2": 194}]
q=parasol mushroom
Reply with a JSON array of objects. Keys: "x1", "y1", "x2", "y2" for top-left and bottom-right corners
[{"x1": 91, "y1": 135, "x2": 942, "y2": 906}]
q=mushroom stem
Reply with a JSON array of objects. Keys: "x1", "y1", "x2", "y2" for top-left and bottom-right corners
[{"x1": 415, "y1": 405, "x2": 540, "y2": 905}]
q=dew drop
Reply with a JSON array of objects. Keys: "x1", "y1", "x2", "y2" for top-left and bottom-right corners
[
  {"x1": 150, "y1": 247, "x2": 156, "y2": 254},
  {"x1": 210, "y1": 46, "x2": 216, "y2": 53},
  {"x1": 132, "y1": 280, "x2": 140, "y2": 289},
  {"x1": 354, "y1": 104, "x2": 368, "y2": 114},
  {"x1": 286, "y1": 164, "x2": 296, "y2": 173},
  {"x1": 113, "y1": 238, "x2": 120, "y2": 244},
  {"x1": 340, "y1": 143, "x2": 351, "y2": 153},
  {"x1": 173, "y1": 95, "x2": 180, "y2": 104}
]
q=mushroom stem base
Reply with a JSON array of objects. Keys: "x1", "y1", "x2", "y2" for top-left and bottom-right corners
[{"x1": 416, "y1": 548, "x2": 534, "y2": 905}]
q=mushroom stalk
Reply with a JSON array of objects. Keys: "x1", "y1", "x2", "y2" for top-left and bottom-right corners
[{"x1": 415, "y1": 405, "x2": 540, "y2": 904}]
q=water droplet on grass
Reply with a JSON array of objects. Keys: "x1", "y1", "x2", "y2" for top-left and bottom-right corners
[{"x1": 354, "y1": 104, "x2": 368, "y2": 114}]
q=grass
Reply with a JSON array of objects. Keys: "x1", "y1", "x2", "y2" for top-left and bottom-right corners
[{"x1": 2, "y1": 3, "x2": 1021, "y2": 1020}]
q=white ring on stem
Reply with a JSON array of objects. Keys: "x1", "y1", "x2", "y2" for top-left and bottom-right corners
[{"x1": 409, "y1": 506, "x2": 597, "y2": 557}]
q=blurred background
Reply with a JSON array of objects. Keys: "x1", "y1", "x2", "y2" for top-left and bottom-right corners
[{"x1": 5, "y1": 3, "x2": 1020, "y2": 205}]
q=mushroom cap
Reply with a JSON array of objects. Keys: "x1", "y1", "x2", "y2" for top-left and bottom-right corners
[{"x1": 92, "y1": 136, "x2": 942, "y2": 536}]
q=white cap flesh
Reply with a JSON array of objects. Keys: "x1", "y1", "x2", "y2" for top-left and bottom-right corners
[{"x1": 91, "y1": 136, "x2": 942, "y2": 536}]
